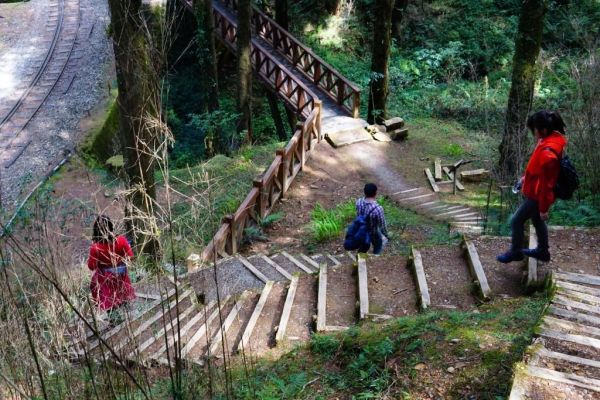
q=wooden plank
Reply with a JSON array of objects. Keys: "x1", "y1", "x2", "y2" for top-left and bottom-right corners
[
  {"x1": 434, "y1": 158, "x2": 442, "y2": 181},
  {"x1": 327, "y1": 254, "x2": 341, "y2": 266},
  {"x1": 275, "y1": 276, "x2": 299, "y2": 344},
  {"x1": 299, "y1": 253, "x2": 320, "y2": 270},
  {"x1": 357, "y1": 255, "x2": 369, "y2": 319},
  {"x1": 129, "y1": 300, "x2": 197, "y2": 359},
  {"x1": 260, "y1": 254, "x2": 293, "y2": 280},
  {"x1": 392, "y1": 188, "x2": 419, "y2": 196},
  {"x1": 136, "y1": 292, "x2": 161, "y2": 301},
  {"x1": 436, "y1": 208, "x2": 471, "y2": 217},
  {"x1": 399, "y1": 193, "x2": 435, "y2": 202},
  {"x1": 442, "y1": 167, "x2": 465, "y2": 191},
  {"x1": 323, "y1": 325, "x2": 348, "y2": 332},
  {"x1": 109, "y1": 290, "x2": 193, "y2": 354},
  {"x1": 549, "y1": 306, "x2": 600, "y2": 327},
  {"x1": 180, "y1": 296, "x2": 231, "y2": 358},
  {"x1": 424, "y1": 168, "x2": 439, "y2": 193},
  {"x1": 557, "y1": 288, "x2": 600, "y2": 306},
  {"x1": 555, "y1": 272, "x2": 600, "y2": 287},
  {"x1": 537, "y1": 347, "x2": 600, "y2": 369},
  {"x1": 238, "y1": 256, "x2": 269, "y2": 283},
  {"x1": 87, "y1": 288, "x2": 177, "y2": 351},
  {"x1": 411, "y1": 248, "x2": 430, "y2": 310},
  {"x1": 543, "y1": 316, "x2": 600, "y2": 338},
  {"x1": 464, "y1": 240, "x2": 492, "y2": 300},
  {"x1": 527, "y1": 224, "x2": 538, "y2": 286},
  {"x1": 553, "y1": 296, "x2": 600, "y2": 316},
  {"x1": 208, "y1": 292, "x2": 250, "y2": 356},
  {"x1": 281, "y1": 251, "x2": 314, "y2": 273},
  {"x1": 525, "y1": 365, "x2": 600, "y2": 392},
  {"x1": 150, "y1": 300, "x2": 218, "y2": 361},
  {"x1": 539, "y1": 328, "x2": 600, "y2": 350},
  {"x1": 317, "y1": 264, "x2": 327, "y2": 331},
  {"x1": 557, "y1": 281, "x2": 600, "y2": 297},
  {"x1": 238, "y1": 281, "x2": 274, "y2": 352}
]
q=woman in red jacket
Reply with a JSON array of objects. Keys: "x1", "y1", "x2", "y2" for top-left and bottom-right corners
[
  {"x1": 87, "y1": 215, "x2": 136, "y2": 311},
  {"x1": 497, "y1": 111, "x2": 567, "y2": 263}
]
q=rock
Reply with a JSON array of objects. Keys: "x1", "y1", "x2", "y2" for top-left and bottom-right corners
[
  {"x1": 383, "y1": 117, "x2": 405, "y2": 131},
  {"x1": 414, "y1": 363, "x2": 427, "y2": 370},
  {"x1": 389, "y1": 128, "x2": 409, "y2": 141},
  {"x1": 447, "y1": 366, "x2": 455, "y2": 373}
]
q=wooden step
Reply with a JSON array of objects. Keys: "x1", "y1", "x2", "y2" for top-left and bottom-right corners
[
  {"x1": 237, "y1": 281, "x2": 274, "y2": 353},
  {"x1": 469, "y1": 237, "x2": 525, "y2": 298},
  {"x1": 284, "y1": 274, "x2": 318, "y2": 342},
  {"x1": 238, "y1": 256, "x2": 270, "y2": 283},
  {"x1": 553, "y1": 296, "x2": 600, "y2": 317},
  {"x1": 298, "y1": 253, "x2": 320, "y2": 271},
  {"x1": 242, "y1": 282, "x2": 287, "y2": 355},
  {"x1": 368, "y1": 255, "x2": 418, "y2": 317},
  {"x1": 275, "y1": 276, "x2": 299, "y2": 345},
  {"x1": 464, "y1": 240, "x2": 492, "y2": 300},
  {"x1": 208, "y1": 291, "x2": 258, "y2": 359},
  {"x1": 419, "y1": 245, "x2": 476, "y2": 310},
  {"x1": 543, "y1": 316, "x2": 600, "y2": 338},
  {"x1": 524, "y1": 365, "x2": 600, "y2": 393},
  {"x1": 150, "y1": 299, "x2": 220, "y2": 362},
  {"x1": 557, "y1": 288, "x2": 600, "y2": 306},
  {"x1": 536, "y1": 347, "x2": 600, "y2": 370},
  {"x1": 526, "y1": 224, "x2": 538, "y2": 286},
  {"x1": 555, "y1": 272, "x2": 600, "y2": 287},
  {"x1": 357, "y1": 255, "x2": 369, "y2": 319},
  {"x1": 556, "y1": 280, "x2": 600, "y2": 297},
  {"x1": 539, "y1": 328, "x2": 600, "y2": 350},
  {"x1": 247, "y1": 255, "x2": 291, "y2": 281},
  {"x1": 410, "y1": 248, "x2": 430, "y2": 310},
  {"x1": 280, "y1": 251, "x2": 314, "y2": 273},
  {"x1": 317, "y1": 264, "x2": 327, "y2": 332},
  {"x1": 324, "y1": 263, "x2": 357, "y2": 329},
  {"x1": 549, "y1": 306, "x2": 600, "y2": 328},
  {"x1": 271, "y1": 252, "x2": 310, "y2": 275},
  {"x1": 311, "y1": 253, "x2": 339, "y2": 267}
]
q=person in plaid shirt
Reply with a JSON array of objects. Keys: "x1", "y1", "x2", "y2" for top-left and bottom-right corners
[{"x1": 356, "y1": 183, "x2": 389, "y2": 254}]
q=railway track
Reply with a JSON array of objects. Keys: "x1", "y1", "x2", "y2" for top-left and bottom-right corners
[{"x1": 0, "y1": 0, "x2": 81, "y2": 169}]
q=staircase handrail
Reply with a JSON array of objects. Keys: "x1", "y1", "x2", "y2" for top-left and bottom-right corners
[{"x1": 218, "y1": 0, "x2": 361, "y2": 118}]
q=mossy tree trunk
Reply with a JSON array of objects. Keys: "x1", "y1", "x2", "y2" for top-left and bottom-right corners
[
  {"x1": 499, "y1": 0, "x2": 547, "y2": 180},
  {"x1": 108, "y1": 0, "x2": 161, "y2": 260},
  {"x1": 236, "y1": 0, "x2": 253, "y2": 145},
  {"x1": 367, "y1": 0, "x2": 395, "y2": 124},
  {"x1": 195, "y1": 0, "x2": 228, "y2": 155}
]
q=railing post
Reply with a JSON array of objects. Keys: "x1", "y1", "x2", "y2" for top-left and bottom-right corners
[
  {"x1": 353, "y1": 91, "x2": 360, "y2": 119},
  {"x1": 277, "y1": 149, "x2": 289, "y2": 195},
  {"x1": 253, "y1": 179, "x2": 266, "y2": 219},
  {"x1": 314, "y1": 100, "x2": 322, "y2": 141},
  {"x1": 297, "y1": 121, "x2": 306, "y2": 170},
  {"x1": 337, "y1": 79, "x2": 345, "y2": 107},
  {"x1": 222, "y1": 215, "x2": 236, "y2": 255}
]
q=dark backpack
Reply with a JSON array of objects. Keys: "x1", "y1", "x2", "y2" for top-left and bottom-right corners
[
  {"x1": 343, "y1": 205, "x2": 377, "y2": 251},
  {"x1": 545, "y1": 147, "x2": 579, "y2": 200}
]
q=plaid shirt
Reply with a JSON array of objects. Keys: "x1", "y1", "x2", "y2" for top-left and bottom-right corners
[{"x1": 356, "y1": 198, "x2": 388, "y2": 236}]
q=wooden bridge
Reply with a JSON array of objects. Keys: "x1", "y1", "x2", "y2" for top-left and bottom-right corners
[{"x1": 181, "y1": 0, "x2": 366, "y2": 134}]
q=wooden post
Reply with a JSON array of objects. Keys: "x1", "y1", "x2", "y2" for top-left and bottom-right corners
[
  {"x1": 353, "y1": 91, "x2": 360, "y2": 118},
  {"x1": 222, "y1": 215, "x2": 236, "y2": 254},
  {"x1": 253, "y1": 179, "x2": 266, "y2": 219},
  {"x1": 337, "y1": 79, "x2": 345, "y2": 107},
  {"x1": 297, "y1": 121, "x2": 306, "y2": 169},
  {"x1": 277, "y1": 148, "x2": 289, "y2": 196},
  {"x1": 314, "y1": 99, "x2": 322, "y2": 141}
]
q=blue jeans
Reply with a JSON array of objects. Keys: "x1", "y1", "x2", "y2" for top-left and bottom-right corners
[
  {"x1": 359, "y1": 229, "x2": 384, "y2": 254},
  {"x1": 510, "y1": 198, "x2": 549, "y2": 253}
]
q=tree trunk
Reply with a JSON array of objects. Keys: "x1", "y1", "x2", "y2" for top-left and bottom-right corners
[
  {"x1": 195, "y1": 0, "x2": 219, "y2": 112},
  {"x1": 499, "y1": 0, "x2": 547, "y2": 180},
  {"x1": 391, "y1": 0, "x2": 409, "y2": 39},
  {"x1": 286, "y1": 109, "x2": 297, "y2": 133},
  {"x1": 275, "y1": 0, "x2": 288, "y2": 30},
  {"x1": 236, "y1": 0, "x2": 253, "y2": 144},
  {"x1": 108, "y1": 0, "x2": 161, "y2": 259},
  {"x1": 266, "y1": 92, "x2": 287, "y2": 140},
  {"x1": 367, "y1": 0, "x2": 395, "y2": 124}
]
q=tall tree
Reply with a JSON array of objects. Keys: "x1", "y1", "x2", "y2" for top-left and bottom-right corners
[
  {"x1": 195, "y1": 0, "x2": 219, "y2": 113},
  {"x1": 108, "y1": 0, "x2": 161, "y2": 259},
  {"x1": 499, "y1": 0, "x2": 547, "y2": 180},
  {"x1": 367, "y1": 0, "x2": 396, "y2": 124},
  {"x1": 236, "y1": 0, "x2": 253, "y2": 143}
]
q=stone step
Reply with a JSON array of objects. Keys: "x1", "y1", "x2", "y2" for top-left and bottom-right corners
[
  {"x1": 418, "y1": 245, "x2": 477, "y2": 310},
  {"x1": 325, "y1": 128, "x2": 372, "y2": 148}
]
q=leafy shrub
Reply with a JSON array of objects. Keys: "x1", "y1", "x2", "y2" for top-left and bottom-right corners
[{"x1": 310, "y1": 201, "x2": 356, "y2": 242}]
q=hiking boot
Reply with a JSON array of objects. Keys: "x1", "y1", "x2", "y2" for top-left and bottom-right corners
[
  {"x1": 522, "y1": 248, "x2": 551, "y2": 262},
  {"x1": 496, "y1": 251, "x2": 524, "y2": 264}
]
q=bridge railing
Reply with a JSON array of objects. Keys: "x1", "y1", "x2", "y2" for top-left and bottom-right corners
[
  {"x1": 212, "y1": 2, "x2": 319, "y2": 118},
  {"x1": 200, "y1": 102, "x2": 322, "y2": 262},
  {"x1": 218, "y1": 0, "x2": 361, "y2": 118}
]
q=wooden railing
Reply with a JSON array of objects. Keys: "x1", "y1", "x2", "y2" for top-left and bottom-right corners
[
  {"x1": 200, "y1": 103, "x2": 322, "y2": 261},
  {"x1": 185, "y1": 0, "x2": 361, "y2": 118},
  {"x1": 251, "y1": 8, "x2": 361, "y2": 118},
  {"x1": 211, "y1": 1, "x2": 318, "y2": 118}
]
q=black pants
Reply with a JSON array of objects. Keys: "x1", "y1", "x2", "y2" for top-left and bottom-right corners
[{"x1": 510, "y1": 198, "x2": 549, "y2": 253}]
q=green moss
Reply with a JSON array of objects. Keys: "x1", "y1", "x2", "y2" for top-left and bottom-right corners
[{"x1": 81, "y1": 99, "x2": 120, "y2": 165}]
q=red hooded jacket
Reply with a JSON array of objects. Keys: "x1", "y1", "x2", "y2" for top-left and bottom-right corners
[{"x1": 522, "y1": 131, "x2": 567, "y2": 213}]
